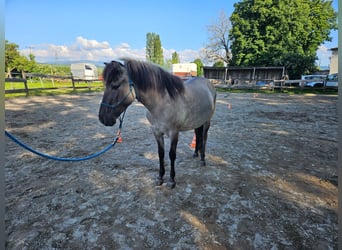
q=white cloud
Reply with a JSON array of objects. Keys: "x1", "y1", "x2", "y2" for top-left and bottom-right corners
[
  {"x1": 20, "y1": 36, "x2": 333, "y2": 68},
  {"x1": 75, "y1": 36, "x2": 110, "y2": 50},
  {"x1": 163, "y1": 48, "x2": 202, "y2": 63},
  {"x1": 19, "y1": 36, "x2": 203, "y2": 64}
]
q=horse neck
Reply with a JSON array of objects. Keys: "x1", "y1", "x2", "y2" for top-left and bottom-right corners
[{"x1": 133, "y1": 85, "x2": 169, "y2": 113}]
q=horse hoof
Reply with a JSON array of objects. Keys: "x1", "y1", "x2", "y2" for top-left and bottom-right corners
[
  {"x1": 193, "y1": 152, "x2": 199, "y2": 158},
  {"x1": 156, "y1": 177, "x2": 164, "y2": 186},
  {"x1": 167, "y1": 179, "x2": 176, "y2": 189},
  {"x1": 200, "y1": 160, "x2": 206, "y2": 166}
]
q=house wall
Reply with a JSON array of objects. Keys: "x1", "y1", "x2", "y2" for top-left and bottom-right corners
[
  {"x1": 172, "y1": 63, "x2": 197, "y2": 79},
  {"x1": 203, "y1": 66, "x2": 285, "y2": 84},
  {"x1": 329, "y1": 48, "x2": 338, "y2": 74}
]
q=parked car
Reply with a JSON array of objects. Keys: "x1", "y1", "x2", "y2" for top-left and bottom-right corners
[
  {"x1": 301, "y1": 75, "x2": 326, "y2": 87},
  {"x1": 325, "y1": 73, "x2": 338, "y2": 88}
]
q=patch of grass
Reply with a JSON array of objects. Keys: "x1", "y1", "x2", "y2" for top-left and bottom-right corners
[{"x1": 5, "y1": 79, "x2": 104, "y2": 98}]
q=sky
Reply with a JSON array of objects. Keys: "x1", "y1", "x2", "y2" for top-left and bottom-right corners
[{"x1": 5, "y1": 0, "x2": 338, "y2": 67}]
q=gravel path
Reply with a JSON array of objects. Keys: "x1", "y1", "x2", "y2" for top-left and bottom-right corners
[{"x1": 5, "y1": 92, "x2": 338, "y2": 249}]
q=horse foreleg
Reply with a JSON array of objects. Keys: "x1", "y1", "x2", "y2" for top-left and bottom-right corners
[
  {"x1": 155, "y1": 135, "x2": 165, "y2": 186},
  {"x1": 168, "y1": 132, "x2": 179, "y2": 188}
]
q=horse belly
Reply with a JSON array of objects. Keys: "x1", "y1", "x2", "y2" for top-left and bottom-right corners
[{"x1": 178, "y1": 99, "x2": 215, "y2": 131}]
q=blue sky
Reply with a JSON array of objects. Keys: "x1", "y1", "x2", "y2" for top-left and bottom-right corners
[{"x1": 5, "y1": 0, "x2": 338, "y2": 66}]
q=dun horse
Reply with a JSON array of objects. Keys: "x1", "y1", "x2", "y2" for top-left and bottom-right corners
[{"x1": 99, "y1": 59, "x2": 216, "y2": 188}]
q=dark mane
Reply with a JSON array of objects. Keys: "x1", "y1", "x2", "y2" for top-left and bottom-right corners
[{"x1": 124, "y1": 59, "x2": 185, "y2": 99}]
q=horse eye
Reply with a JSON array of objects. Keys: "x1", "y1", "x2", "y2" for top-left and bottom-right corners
[{"x1": 111, "y1": 84, "x2": 120, "y2": 90}]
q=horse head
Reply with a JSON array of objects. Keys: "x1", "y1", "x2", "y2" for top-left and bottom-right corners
[{"x1": 99, "y1": 60, "x2": 135, "y2": 126}]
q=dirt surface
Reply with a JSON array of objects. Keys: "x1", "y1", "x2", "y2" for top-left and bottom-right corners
[{"x1": 5, "y1": 92, "x2": 338, "y2": 249}]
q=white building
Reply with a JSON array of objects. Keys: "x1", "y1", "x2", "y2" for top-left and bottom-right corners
[
  {"x1": 329, "y1": 47, "x2": 338, "y2": 74},
  {"x1": 171, "y1": 63, "x2": 197, "y2": 80}
]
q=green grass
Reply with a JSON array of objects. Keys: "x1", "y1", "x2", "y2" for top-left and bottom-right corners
[{"x1": 5, "y1": 79, "x2": 104, "y2": 98}]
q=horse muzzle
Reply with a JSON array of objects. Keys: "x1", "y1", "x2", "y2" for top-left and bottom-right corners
[
  {"x1": 100, "y1": 117, "x2": 116, "y2": 126},
  {"x1": 99, "y1": 108, "x2": 117, "y2": 126}
]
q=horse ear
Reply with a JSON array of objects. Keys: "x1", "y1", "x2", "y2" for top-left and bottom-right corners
[
  {"x1": 104, "y1": 62, "x2": 108, "y2": 65},
  {"x1": 111, "y1": 60, "x2": 124, "y2": 67},
  {"x1": 111, "y1": 60, "x2": 125, "y2": 67}
]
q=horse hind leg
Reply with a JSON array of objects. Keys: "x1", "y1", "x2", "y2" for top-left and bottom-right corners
[
  {"x1": 155, "y1": 134, "x2": 165, "y2": 186},
  {"x1": 193, "y1": 126, "x2": 203, "y2": 158},
  {"x1": 194, "y1": 122, "x2": 210, "y2": 166}
]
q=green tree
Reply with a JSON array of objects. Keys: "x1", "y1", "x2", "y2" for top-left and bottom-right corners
[
  {"x1": 193, "y1": 58, "x2": 203, "y2": 76},
  {"x1": 5, "y1": 40, "x2": 38, "y2": 78},
  {"x1": 5, "y1": 40, "x2": 21, "y2": 77},
  {"x1": 146, "y1": 32, "x2": 164, "y2": 65},
  {"x1": 171, "y1": 51, "x2": 180, "y2": 64},
  {"x1": 229, "y1": 0, "x2": 337, "y2": 78},
  {"x1": 279, "y1": 53, "x2": 317, "y2": 79},
  {"x1": 213, "y1": 60, "x2": 225, "y2": 67}
]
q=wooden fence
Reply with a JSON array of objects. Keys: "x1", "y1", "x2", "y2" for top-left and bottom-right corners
[
  {"x1": 210, "y1": 79, "x2": 338, "y2": 92},
  {"x1": 5, "y1": 74, "x2": 102, "y2": 96}
]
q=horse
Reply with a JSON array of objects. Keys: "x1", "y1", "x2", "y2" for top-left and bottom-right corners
[{"x1": 99, "y1": 59, "x2": 216, "y2": 188}]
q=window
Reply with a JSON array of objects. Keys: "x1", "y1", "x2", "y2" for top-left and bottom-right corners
[{"x1": 85, "y1": 65, "x2": 92, "y2": 70}]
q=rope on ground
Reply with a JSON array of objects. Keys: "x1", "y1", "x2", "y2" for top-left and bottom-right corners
[
  {"x1": 5, "y1": 130, "x2": 118, "y2": 162},
  {"x1": 5, "y1": 110, "x2": 127, "y2": 162}
]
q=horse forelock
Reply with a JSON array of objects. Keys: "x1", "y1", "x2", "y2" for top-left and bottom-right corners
[
  {"x1": 125, "y1": 59, "x2": 185, "y2": 99},
  {"x1": 102, "y1": 61, "x2": 125, "y2": 85}
]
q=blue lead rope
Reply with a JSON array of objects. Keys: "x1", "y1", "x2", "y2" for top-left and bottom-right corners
[
  {"x1": 5, "y1": 130, "x2": 118, "y2": 162},
  {"x1": 5, "y1": 110, "x2": 127, "y2": 162}
]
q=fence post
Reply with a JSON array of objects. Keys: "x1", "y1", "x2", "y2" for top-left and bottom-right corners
[
  {"x1": 71, "y1": 76, "x2": 76, "y2": 90},
  {"x1": 23, "y1": 78, "x2": 29, "y2": 96}
]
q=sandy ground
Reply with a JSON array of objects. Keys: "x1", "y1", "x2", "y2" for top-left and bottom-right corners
[{"x1": 5, "y1": 92, "x2": 338, "y2": 249}]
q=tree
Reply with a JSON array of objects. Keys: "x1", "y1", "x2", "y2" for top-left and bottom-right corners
[
  {"x1": 146, "y1": 32, "x2": 164, "y2": 65},
  {"x1": 279, "y1": 53, "x2": 317, "y2": 79},
  {"x1": 193, "y1": 58, "x2": 204, "y2": 76},
  {"x1": 5, "y1": 40, "x2": 21, "y2": 77},
  {"x1": 213, "y1": 60, "x2": 225, "y2": 67},
  {"x1": 5, "y1": 40, "x2": 38, "y2": 78},
  {"x1": 171, "y1": 51, "x2": 180, "y2": 64},
  {"x1": 229, "y1": 0, "x2": 337, "y2": 78},
  {"x1": 204, "y1": 11, "x2": 231, "y2": 65}
]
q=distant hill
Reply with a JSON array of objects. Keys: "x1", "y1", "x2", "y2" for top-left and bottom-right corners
[
  {"x1": 318, "y1": 65, "x2": 329, "y2": 71},
  {"x1": 40, "y1": 60, "x2": 105, "y2": 69}
]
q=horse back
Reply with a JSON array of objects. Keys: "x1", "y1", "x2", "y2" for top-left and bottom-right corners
[{"x1": 184, "y1": 77, "x2": 216, "y2": 106}]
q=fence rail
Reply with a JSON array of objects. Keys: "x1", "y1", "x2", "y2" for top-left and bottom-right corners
[
  {"x1": 210, "y1": 78, "x2": 338, "y2": 92},
  {"x1": 6, "y1": 75, "x2": 337, "y2": 97},
  {"x1": 5, "y1": 74, "x2": 102, "y2": 96}
]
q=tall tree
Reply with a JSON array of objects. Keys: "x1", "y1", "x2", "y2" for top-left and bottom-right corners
[
  {"x1": 146, "y1": 32, "x2": 164, "y2": 66},
  {"x1": 5, "y1": 40, "x2": 21, "y2": 77},
  {"x1": 5, "y1": 40, "x2": 37, "y2": 78},
  {"x1": 193, "y1": 58, "x2": 204, "y2": 76},
  {"x1": 229, "y1": 0, "x2": 337, "y2": 78},
  {"x1": 171, "y1": 51, "x2": 180, "y2": 64},
  {"x1": 204, "y1": 11, "x2": 231, "y2": 65}
]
